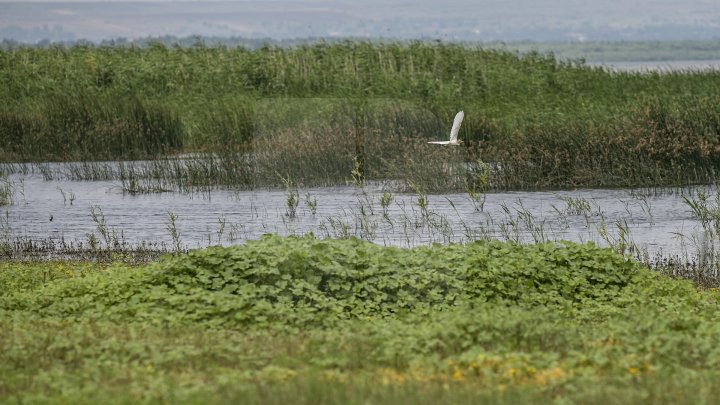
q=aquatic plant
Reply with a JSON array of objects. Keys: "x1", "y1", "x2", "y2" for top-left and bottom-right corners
[
  {"x1": 466, "y1": 159, "x2": 489, "y2": 211},
  {"x1": 166, "y1": 211, "x2": 184, "y2": 252},
  {"x1": 0, "y1": 95, "x2": 183, "y2": 161},
  {"x1": 279, "y1": 173, "x2": 300, "y2": 218},
  {"x1": 0, "y1": 176, "x2": 13, "y2": 206},
  {"x1": 2, "y1": 43, "x2": 720, "y2": 190}
]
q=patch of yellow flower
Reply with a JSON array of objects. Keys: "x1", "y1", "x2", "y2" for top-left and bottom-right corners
[
  {"x1": 407, "y1": 362, "x2": 437, "y2": 384},
  {"x1": 453, "y1": 352, "x2": 572, "y2": 388},
  {"x1": 258, "y1": 365, "x2": 297, "y2": 381},
  {"x1": 534, "y1": 367, "x2": 567, "y2": 386},
  {"x1": 54, "y1": 263, "x2": 76, "y2": 278},
  {"x1": 626, "y1": 362, "x2": 652, "y2": 377},
  {"x1": 378, "y1": 367, "x2": 407, "y2": 386},
  {"x1": 366, "y1": 353, "x2": 580, "y2": 389},
  {"x1": 323, "y1": 370, "x2": 349, "y2": 383}
]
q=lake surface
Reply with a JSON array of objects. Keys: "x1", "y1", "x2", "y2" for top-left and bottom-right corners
[
  {"x1": 589, "y1": 59, "x2": 720, "y2": 72},
  {"x1": 1, "y1": 163, "x2": 712, "y2": 260}
]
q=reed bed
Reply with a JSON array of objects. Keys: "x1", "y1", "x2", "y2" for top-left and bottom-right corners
[
  {"x1": 2, "y1": 42, "x2": 720, "y2": 189},
  {"x1": 0, "y1": 176, "x2": 13, "y2": 206},
  {"x1": 0, "y1": 95, "x2": 182, "y2": 161}
]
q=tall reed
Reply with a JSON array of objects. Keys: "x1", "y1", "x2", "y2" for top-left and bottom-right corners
[{"x1": 2, "y1": 42, "x2": 720, "y2": 189}]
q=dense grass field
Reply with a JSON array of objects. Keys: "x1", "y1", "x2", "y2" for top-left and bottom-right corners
[
  {"x1": 2, "y1": 235, "x2": 720, "y2": 403},
  {"x1": 2, "y1": 41, "x2": 720, "y2": 190}
]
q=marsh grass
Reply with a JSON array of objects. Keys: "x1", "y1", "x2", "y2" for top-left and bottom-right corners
[
  {"x1": 0, "y1": 234, "x2": 168, "y2": 262},
  {"x1": 89, "y1": 205, "x2": 122, "y2": 248},
  {"x1": 0, "y1": 176, "x2": 14, "y2": 206},
  {"x1": 26, "y1": 106, "x2": 490, "y2": 193},
  {"x1": 556, "y1": 195, "x2": 592, "y2": 216},
  {"x1": 279, "y1": 174, "x2": 300, "y2": 218},
  {"x1": 1, "y1": 183, "x2": 717, "y2": 284},
  {"x1": 0, "y1": 96, "x2": 183, "y2": 161},
  {"x1": 166, "y1": 211, "x2": 183, "y2": 252},
  {"x1": 2, "y1": 43, "x2": 720, "y2": 190},
  {"x1": 57, "y1": 187, "x2": 75, "y2": 205},
  {"x1": 304, "y1": 192, "x2": 318, "y2": 215},
  {"x1": 30, "y1": 95, "x2": 716, "y2": 193},
  {"x1": 2, "y1": 172, "x2": 720, "y2": 285}
]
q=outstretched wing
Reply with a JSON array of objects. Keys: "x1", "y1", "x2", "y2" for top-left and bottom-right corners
[
  {"x1": 428, "y1": 141, "x2": 451, "y2": 145},
  {"x1": 449, "y1": 110, "x2": 464, "y2": 142}
]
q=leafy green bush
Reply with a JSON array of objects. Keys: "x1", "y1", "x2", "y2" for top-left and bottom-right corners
[
  {"x1": 2, "y1": 235, "x2": 640, "y2": 329},
  {"x1": 3, "y1": 236, "x2": 720, "y2": 403}
]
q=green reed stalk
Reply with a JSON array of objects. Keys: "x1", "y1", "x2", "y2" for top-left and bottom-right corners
[{"x1": 3, "y1": 42, "x2": 720, "y2": 190}]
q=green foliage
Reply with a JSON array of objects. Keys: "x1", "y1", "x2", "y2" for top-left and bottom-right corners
[
  {"x1": 2, "y1": 42, "x2": 720, "y2": 189},
  {"x1": 0, "y1": 175, "x2": 13, "y2": 206},
  {"x1": 0, "y1": 95, "x2": 183, "y2": 161},
  {"x1": 0, "y1": 261, "x2": 119, "y2": 295},
  {"x1": 0, "y1": 235, "x2": 643, "y2": 329},
  {"x1": 2, "y1": 236, "x2": 720, "y2": 402}
]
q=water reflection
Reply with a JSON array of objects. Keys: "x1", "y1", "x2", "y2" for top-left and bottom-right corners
[
  {"x1": 0, "y1": 165, "x2": 711, "y2": 261},
  {"x1": 588, "y1": 59, "x2": 720, "y2": 73}
]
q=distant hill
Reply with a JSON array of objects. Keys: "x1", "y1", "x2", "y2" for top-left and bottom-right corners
[
  {"x1": 3, "y1": 35, "x2": 720, "y2": 65},
  {"x1": 1, "y1": 0, "x2": 719, "y2": 44}
]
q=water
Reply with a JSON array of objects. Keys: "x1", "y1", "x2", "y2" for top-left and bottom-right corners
[
  {"x1": 0, "y1": 164, "x2": 710, "y2": 259},
  {"x1": 588, "y1": 59, "x2": 720, "y2": 73}
]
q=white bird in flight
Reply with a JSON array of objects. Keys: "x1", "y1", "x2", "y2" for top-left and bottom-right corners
[{"x1": 428, "y1": 110, "x2": 464, "y2": 145}]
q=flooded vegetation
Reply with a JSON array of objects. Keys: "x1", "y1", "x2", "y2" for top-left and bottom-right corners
[
  {"x1": 2, "y1": 42, "x2": 720, "y2": 189},
  {"x1": 2, "y1": 162, "x2": 720, "y2": 286},
  {"x1": 3, "y1": 41, "x2": 720, "y2": 403}
]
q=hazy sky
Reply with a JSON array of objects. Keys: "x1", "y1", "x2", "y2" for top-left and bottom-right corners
[{"x1": 1, "y1": 0, "x2": 718, "y2": 42}]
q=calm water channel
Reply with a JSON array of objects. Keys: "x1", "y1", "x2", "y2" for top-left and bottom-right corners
[
  {"x1": 590, "y1": 59, "x2": 720, "y2": 72},
  {"x1": 0, "y1": 162, "x2": 711, "y2": 259}
]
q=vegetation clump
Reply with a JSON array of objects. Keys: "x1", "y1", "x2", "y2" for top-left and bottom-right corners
[
  {"x1": 2, "y1": 236, "x2": 720, "y2": 403},
  {"x1": 3, "y1": 235, "x2": 639, "y2": 328},
  {"x1": 2, "y1": 42, "x2": 720, "y2": 189}
]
